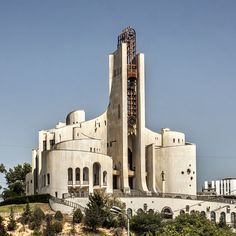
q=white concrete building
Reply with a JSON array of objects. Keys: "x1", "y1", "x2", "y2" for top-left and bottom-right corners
[
  {"x1": 25, "y1": 27, "x2": 236, "y2": 227},
  {"x1": 203, "y1": 178, "x2": 236, "y2": 196},
  {"x1": 26, "y1": 27, "x2": 197, "y2": 198}
]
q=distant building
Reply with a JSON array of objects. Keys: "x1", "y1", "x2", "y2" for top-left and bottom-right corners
[
  {"x1": 203, "y1": 178, "x2": 236, "y2": 196},
  {"x1": 26, "y1": 27, "x2": 196, "y2": 198}
]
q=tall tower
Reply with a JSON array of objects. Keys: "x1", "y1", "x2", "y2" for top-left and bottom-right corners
[{"x1": 107, "y1": 27, "x2": 149, "y2": 193}]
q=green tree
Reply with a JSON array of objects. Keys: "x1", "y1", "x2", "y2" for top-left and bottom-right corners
[
  {"x1": 0, "y1": 163, "x2": 6, "y2": 191},
  {"x1": 29, "y1": 207, "x2": 45, "y2": 230},
  {"x1": 73, "y1": 208, "x2": 83, "y2": 224},
  {"x1": 157, "y1": 212, "x2": 236, "y2": 236},
  {"x1": 20, "y1": 201, "x2": 32, "y2": 225},
  {"x1": 7, "y1": 207, "x2": 16, "y2": 231},
  {"x1": 1, "y1": 163, "x2": 31, "y2": 200},
  {"x1": 43, "y1": 214, "x2": 55, "y2": 236},
  {"x1": 84, "y1": 191, "x2": 108, "y2": 231},
  {"x1": 54, "y1": 211, "x2": 63, "y2": 221}
]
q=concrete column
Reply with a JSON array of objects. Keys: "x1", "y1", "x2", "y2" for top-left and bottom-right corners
[{"x1": 135, "y1": 53, "x2": 149, "y2": 192}]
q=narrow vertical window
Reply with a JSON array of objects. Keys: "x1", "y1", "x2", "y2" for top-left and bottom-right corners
[
  {"x1": 47, "y1": 173, "x2": 50, "y2": 185},
  {"x1": 118, "y1": 104, "x2": 121, "y2": 119}
]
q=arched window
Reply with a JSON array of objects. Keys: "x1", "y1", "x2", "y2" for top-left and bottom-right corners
[
  {"x1": 210, "y1": 211, "x2": 216, "y2": 222},
  {"x1": 200, "y1": 211, "x2": 206, "y2": 218},
  {"x1": 161, "y1": 207, "x2": 173, "y2": 219},
  {"x1": 103, "y1": 171, "x2": 107, "y2": 185},
  {"x1": 83, "y1": 167, "x2": 89, "y2": 184},
  {"x1": 68, "y1": 168, "x2": 73, "y2": 184},
  {"x1": 180, "y1": 210, "x2": 185, "y2": 215},
  {"x1": 137, "y1": 208, "x2": 143, "y2": 214},
  {"x1": 75, "y1": 168, "x2": 80, "y2": 183},
  {"x1": 148, "y1": 209, "x2": 154, "y2": 214},
  {"x1": 220, "y1": 212, "x2": 226, "y2": 223},
  {"x1": 127, "y1": 208, "x2": 133, "y2": 217},
  {"x1": 93, "y1": 162, "x2": 101, "y2": 186},
  {"x1": 231, "y1": 212, "x2": 236, "y2": 228}
]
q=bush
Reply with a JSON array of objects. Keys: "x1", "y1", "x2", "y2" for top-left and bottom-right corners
[
  {"x1": 0, "y1": 215, "x2": 8, "y2": 236},
  {"x1": 43, "y1": 214, "x2": 55, "y2": 236},
  {"x1": 73, "y1": 208, "x2": 83, "y2": 223},
  {"x1": 0, "y1": 194, "x2": 50, "y2": 206},
  {"x1": 20, "y1": 201, "x2": 31, "y2": 225},
  {"x1": 54, "y1": 211, "x2": 63, "y2": 221},
  {"x1": 7, "y1": 207, "x2": 16, "y2": 231},
  {"x1": 29, "y1": 207, "x2": 45, "y2": 230},
  {"x1": 130, "y1": 211, "x2": 163, "y2": 235},
  {"x1": 53, "y1": 221, "x2": 63, "y2": 233}
]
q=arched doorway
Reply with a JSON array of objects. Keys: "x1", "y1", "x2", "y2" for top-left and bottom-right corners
[{"x1": 93, "y1": 162, "x2": 101, "y2": 186}]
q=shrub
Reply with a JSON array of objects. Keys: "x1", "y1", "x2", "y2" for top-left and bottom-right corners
[
  {"x1": 7, "y1": 207, "x2": 16, "y2": 231},
  {"x1": 32, "y1": 227, "x2": 43, "y2": 236},
  {"x1": 54, "y1": 211, "x2": 63, "y2": 221},
  {"x1": 53, "y1": 221, "x2": 63, "y2": 233},
  {"x1": 73, "y1": 208, "x2": 83, "y2": 223},
  {"x1": 20, "y1": 201, "x2": 32, "y2": 225},
  {"x1": 43, "y1": 214, "x2": 55, "y2": 236},
  {"x1": 29, "y1": 207, "x2": 45, "y2": 230},
  {"x1": 0, "y1": 215, "x2": 9, "y2": 236},
  {"x1": 0, "y1": 194, "x2": 50, "y2": 206},
  {"x1": 130, "y1": 211, "x2": 163, "y2": 235}
]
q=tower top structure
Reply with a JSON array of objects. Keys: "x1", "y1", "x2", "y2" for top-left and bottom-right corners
[{"x1": 117, "y1": 26, "x2": 137, "y2": 78}]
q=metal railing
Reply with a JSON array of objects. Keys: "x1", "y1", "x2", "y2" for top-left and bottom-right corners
[{"x1": 50, "y1": 195, "x2": 85, "y2": 211}]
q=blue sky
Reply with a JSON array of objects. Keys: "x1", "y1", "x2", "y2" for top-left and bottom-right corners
[{"x1": 0, "y1": 0, "x2": 236, "y2": 191}]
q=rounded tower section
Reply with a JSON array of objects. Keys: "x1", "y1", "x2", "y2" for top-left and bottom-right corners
[{"x1": 66, "y1": 110, "x2": 85, "y2": 125}]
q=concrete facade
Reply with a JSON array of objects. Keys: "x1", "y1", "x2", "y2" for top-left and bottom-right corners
[{"x1": 26, "y1": 27, "x2": 197, "y2": 199}]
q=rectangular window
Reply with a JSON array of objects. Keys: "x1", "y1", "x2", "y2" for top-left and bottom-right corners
[
  {"x1": 43, "y1": 141, "x2": 47, "y2": 150},
  {"x1": 50, "y1": 140, "x2": 55, "y2": 149},
  {"x1": 173, "y1": 138, "x2": 175, "y2": 143},
  {"x1": 47, "y1": 173, "x2": 50, "y2": 185},
  {"x1": 118, "y1": 104, "x2": 121, "y2": 119}
]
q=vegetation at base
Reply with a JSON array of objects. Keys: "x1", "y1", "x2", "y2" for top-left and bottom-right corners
[
  {"x1": 0, "y1": 194, "x2": 50, "y2": 206},
  {"x1": 130, "y1": 211, "x2": 162, "y2": 235},
  {"x1": 52, "y1": 221, "x2": 63, "y2": 233},
  {"x1": 54, "y1": 210, "x2": 63, "y2": 221},
  {"x1": 43, "y1": 214, "x2": 55, "y2": 236},
  {"x1": 20, "y1": 201, "x2": 32, "y2": 225},
  {"x1": 84, "y1": 190, "x2": 126, "y2": 232},
  {"x1": 0, "y1": 215, "x2": 9, "y2": 236},
  {"x1": 29, "y1": 207, "x2": 45, "y2": 230},
  {"x1": 6, "y1": 207, "x2": 16, "y2": 231},
  {"x1": 130, "y1": 211, "x2": 236, "y2": 236},
  {"x1": 73, "y1": 208, "x2": 83, "y2": 223}
]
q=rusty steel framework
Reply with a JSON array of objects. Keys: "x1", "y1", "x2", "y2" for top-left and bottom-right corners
[
  {"x1": 117, "y1": 26, "x2": 137, "y2": 78},
  {"x1": 118, "y1": 27, "x2": 138, "y2": 133}
]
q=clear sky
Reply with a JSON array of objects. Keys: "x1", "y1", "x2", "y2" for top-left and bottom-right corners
[{"x1": 0, "y1": 0, "x2": 236, "y2": 191}]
